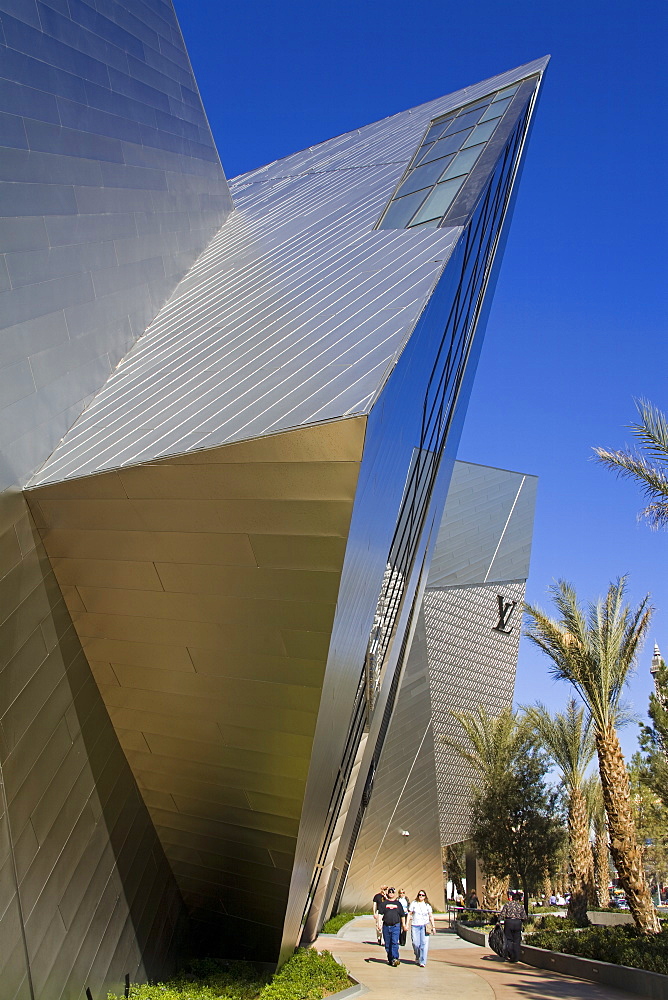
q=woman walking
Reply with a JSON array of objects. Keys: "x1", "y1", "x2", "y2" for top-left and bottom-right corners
[
  {"x1": 407, "y1": 890, "x2": 436, "y2": 967},
  {"x1": 499, "y1": 891, "x2": 527, "y2": 962}
]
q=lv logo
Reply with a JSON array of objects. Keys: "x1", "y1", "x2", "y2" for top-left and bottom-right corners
[{"x1": 493, "y1": 594, "x2": 517, "y2": 634}]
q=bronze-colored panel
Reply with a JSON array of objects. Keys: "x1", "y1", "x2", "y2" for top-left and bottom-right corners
[
  {"x1": 150, "y1": 808, "x2": 298, "y2": 855},
  {"x1": 31, "y1": 471, "x2": 128, "y2": 500},
  {"x1": 75, "y1": 586, "x2": 337, "y2": 632},
  {"x1": 186, "y1": 647, "x2": 323, "y2": 687},
  {"x1": 53, "y1": 557, "x2": 164, "y2": 591},
  {"x1": 126, "y1": 750, "x2": 305, "y2": 799},
  {"x1": 87, "y1": 661, "x2": 120, "y2": 687},
  {"x1": 103, "y1": 665, "x2": 321, "y2": 719},
  {"x1": 154, "y1": 563, "x2": 341, "y2": 602},
  {"x1": 280, "y1": 629, "x2": 332, "y2": 659},
  {"x1": 27, "y1": 419, "x2": 365, "y2": 937},
  {"x1": 165, "y1": 418, "x2": 366, "y2": 465},
  {"x1": 119, "y1": 461, "x2": 360, "y2": 500},
  {"x1": 83, "y1": 637, "x2": 195, "y2": 671},
  {"x1": 128, "y1": 498, "x2": 353, "y2": 535},
  {"x1": 115, "y1": 728, "x2": 151, "y2": 753},
  {"x1": 142, "y1": 733, "x2": 310, "y2": 781},
  {"x1": 72, "y1": 612, "x2": 289, "y2": 654},
  {"x1": 107, "y1": 706, "x2": 223, "y2": 745},
  {"x1": 41, "y1": 528, "x2": 259, "y2": 566}
]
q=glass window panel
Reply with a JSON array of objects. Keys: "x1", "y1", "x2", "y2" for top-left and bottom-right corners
[
  {"x1": 444, "y1": 106, "x2": 486, "y2": 134},
  {"x1": 479, "y1": 96, "x2": 512, "y2": 122},
  {"x1": 379, "y1": 188, "x2": 430, "y2": 229},
  {"x1": 416, "y1": 128, "x2": 472, "y2": 165},
  {"x1": 462, "y1": 119, "x2": 498, "y2": 148},
  {"x1": 493, "y1": 83, "x2": 519, "y2": 101},
  {"x1": 441, "y1": 143, "x2": 485, "y2": 180},
  {"x1": 409, "y1": 176, "x2": 465, "y2": 226},
  {"x1": 408, "y1": 218, "x2": 441, "y2": 230},
  {"x1": 458, "y1": 98, "x2": 489, "y2": 114},
  {"x1": 424, "y1": 118, "x2": 453, "y2": 144},
  {"x1": 395, "y1": 154, "x2": 456, "y2": 197}
]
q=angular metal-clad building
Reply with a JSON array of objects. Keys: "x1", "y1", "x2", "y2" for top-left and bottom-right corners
[
  {"x1": 338, "y1": 460, "x2": 537, "y2": 911},
  {"x1": 0, "y1": 0, "x2": 547, "y2": 990}
]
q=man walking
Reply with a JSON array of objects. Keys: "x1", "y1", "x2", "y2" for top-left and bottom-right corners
[{"x1": 376, "y1": 887, "x2": 406, "y2": 966}]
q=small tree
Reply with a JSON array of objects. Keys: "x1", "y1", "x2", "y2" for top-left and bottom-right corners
[
  {"x1": 443, "y1": 843, "x2": 465, "y2": 899},
  {"x1": 638, "y1": 651, "x2": 668, "y2": 809},
  {"x1": 629, "y1": 753, "x2": 668, "y2": 893},
  {"x1": 470, "y1": 750, "x2": 565, "y2": 910}
]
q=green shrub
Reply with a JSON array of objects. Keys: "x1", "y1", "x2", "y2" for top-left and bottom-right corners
[
  {"x1": 321, "y1": 913, "x2": 357, "y2": 934},
  {"x1": 533, "y1": 915, "x2": 580, "y2": 932},
  {"x1": 109, "y1": 962, "x2": 268, "y2": 1000},
  {"x1": 527, "y1": 924, "x2": 668, "y2": 975},
  {"x1": 108, "y1": 950, "x2": 348, "y2": 1000},
  {"x1": 258, "y1": 949, "x2": 349, "y2": 1000}
]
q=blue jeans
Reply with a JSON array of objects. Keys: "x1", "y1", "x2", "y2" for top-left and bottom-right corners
[
  {"x1": 382, "y1": 922, "x2": 400, "y2": 963},
  {"x1": 411, "y1": 923, "x2": 429, "y2": 965}
]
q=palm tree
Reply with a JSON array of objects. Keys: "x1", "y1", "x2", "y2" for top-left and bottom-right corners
[
  {"x1": 524, "y1": 700, "x2": 595, "y2": 924},
  {"x1": 593, "y1": 399, "x2": 668, "y2": 529},
  {"x1": 445, "y1": 705, "x2": 534, "y2": 784},
  {"x1": 524, "y1": 578, "x2": 660, "y2": 934},
  {"x1": 583, "y1": 773, "x2": 610, "y2": 909}
]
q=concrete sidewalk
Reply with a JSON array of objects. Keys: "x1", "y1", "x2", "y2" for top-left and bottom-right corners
[{"x1": 322, "y1": 916, "x2": 645, "y2": 1000}]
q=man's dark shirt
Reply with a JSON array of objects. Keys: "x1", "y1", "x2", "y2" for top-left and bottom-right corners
[{"x1": 377, "y1": 899, "x2": 404, "y2": 925}]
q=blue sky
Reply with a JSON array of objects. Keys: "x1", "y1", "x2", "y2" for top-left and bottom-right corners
[{"x1": 176, "y1": 0, "x2": 668, "y2": 758}]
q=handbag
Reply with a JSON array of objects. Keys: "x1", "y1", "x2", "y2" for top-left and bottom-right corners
[
  {"x1": 425, "y1": 925, "x2": 432, "y2": 935},
  {"x1": 488, "y1": 922, "x2": 504, "y2": 957}
]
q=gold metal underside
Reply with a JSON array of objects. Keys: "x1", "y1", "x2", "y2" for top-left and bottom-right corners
[{"x1": 27, "y1": 418, "x2": 366, "y2": 931}]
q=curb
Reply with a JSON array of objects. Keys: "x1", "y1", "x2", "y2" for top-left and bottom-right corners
[
  {"x1": 454, "y1": 921, "x2": 487, "y2": 946},
  {"x1": 328, "y1": 977, "x2": 369, "y2": 1000},
  {"x1": 454, "y1": 919, "x2": 668, "y2": 1000},
  {"x1": 521, "y1": 945, "x2": 668, "y2": 1000}
]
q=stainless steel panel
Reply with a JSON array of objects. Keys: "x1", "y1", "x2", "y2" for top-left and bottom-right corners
[{"x1": 340, "y1": 609, "x2": 444, "y2": 911}]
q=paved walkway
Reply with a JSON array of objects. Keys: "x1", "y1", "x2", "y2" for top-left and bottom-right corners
[{"x1": 321, "y1": 916, "x2": 645, "y2": 1000}]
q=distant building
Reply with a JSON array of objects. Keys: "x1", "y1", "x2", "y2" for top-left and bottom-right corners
[
  {"x1": 0, "y1": 0, "x2": 547, "y2": 993},
  {"x1": 338, "y1": 461, "x2": 537, "y2": 911}
]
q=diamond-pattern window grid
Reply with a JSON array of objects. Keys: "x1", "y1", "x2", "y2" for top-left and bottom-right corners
[{"x1": 378, "y1": 81, "x2": 522, "y2": 230}]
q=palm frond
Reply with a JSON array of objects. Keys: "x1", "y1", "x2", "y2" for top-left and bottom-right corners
[
  {"x1": 593, "y1": 399, "x2": 668, "y2": 529},
  {"x1": 524, "y1": 579, "x2": 652, "y2": 734},
  {"x1": 630, "y1": 399, "x2": 668, "y2": 463},
  {"x1": 523, "y1": 699, "x2": 594, "y2": 790},
  {"x1": 444, "y1": 706, "x2": 535, "y2": 787}
]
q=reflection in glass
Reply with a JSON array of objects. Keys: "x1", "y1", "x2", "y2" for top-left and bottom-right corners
[
  {"x1": 479, "y1": 97, "x2": 512, "y2": 122},
  {"x1": 408, "y1": 218, "x2": 441, "y2": 230},
  {"x1": 493, "y1": 83, "x2": 519, "y2": 100},
  {"x1": 444, "y1": 106, "x2": 487, "y2": 134},
  {"x1": 409, "y1": 176, "x2": 465, "y2": 226},
  {"x1": 424, "y1": 118, "x2": 453, "y2": 144},
  {"x1": 462, "y1": 119, "x2": 498, "y2": 148},
  {"x1": 417, "y1": 129, "x2": 472, "y2": 165},
  {"x1": 441, "y1": 143, "x2": 484, "y2": 180},
  {"x1": 380, "y1": 188, "x2": 430, "y2": 228},
  {"x1": 395, "y1": 154, "x2": 455, "y2": 197},
  {"x1": 378, "y1": 78, "x2": 528, "y2": 230}
]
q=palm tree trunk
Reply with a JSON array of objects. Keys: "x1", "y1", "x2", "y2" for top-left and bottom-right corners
[
  {"x1": 596, "y1": 724, "x2": 660, "y2": 933},
  {"x1": 566, "y1": 787, "x2": 592, "y2": 924},
  {"x1": 593, "y1": 832, "x2": 610, "y2": 908}
]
